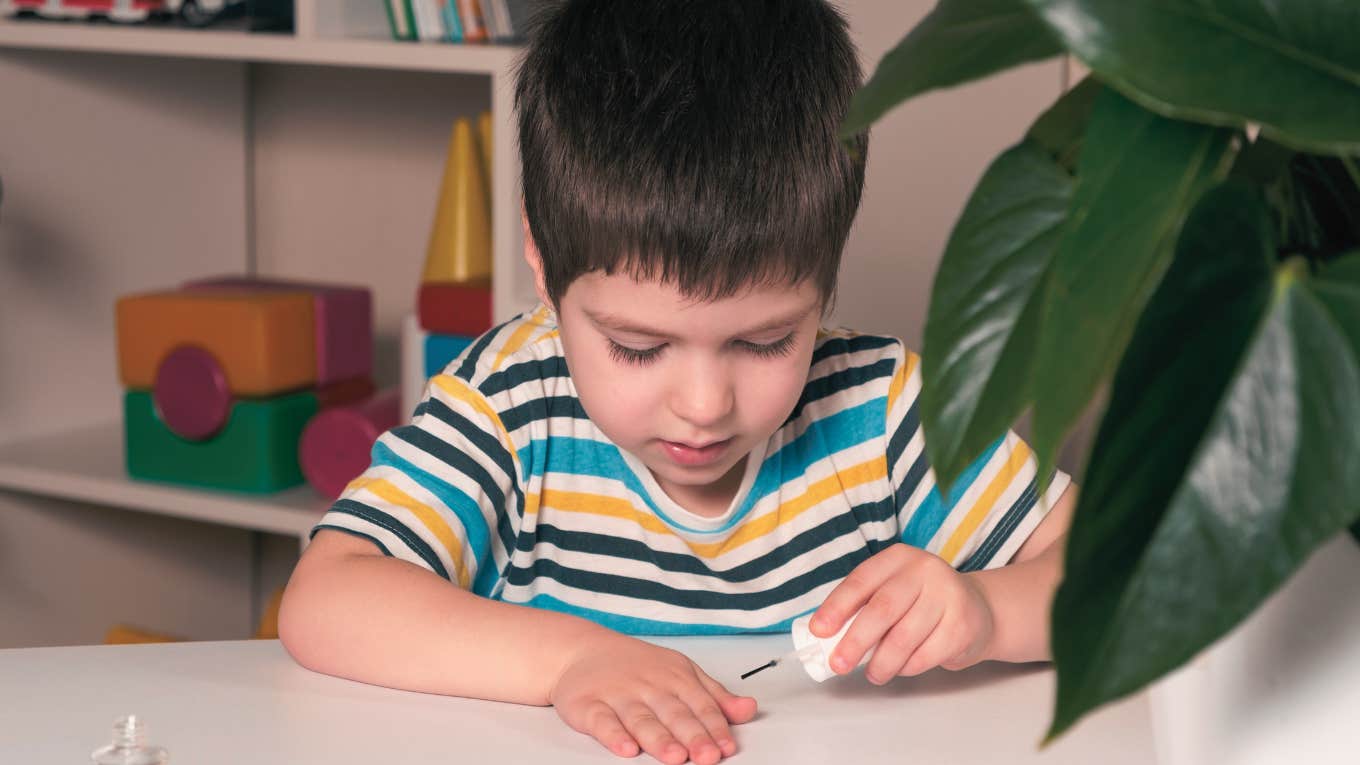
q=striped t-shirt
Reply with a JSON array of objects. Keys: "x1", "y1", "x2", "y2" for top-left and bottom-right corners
[{"x1": 314, "y1": 306, "x2": 1070, "y2": 635}]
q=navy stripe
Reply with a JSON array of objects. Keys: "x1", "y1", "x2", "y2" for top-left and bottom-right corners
[
  {"x1": 455, "y1": 315, "x2": 521, "y2": 380},
  {"x1": 499, "y1": 395, "x2": 590, "y2": 433},
  {"x1": 506, "y1": 547, "x2": 872, "y2": 612},
  {"x1": 310, "y1": 524, "x2": 393, "y2": 557},
  {"x1": 886, "y1": 398, "x2": 919, "y2": 480},
  {"x1": 480, "y1": 355, "x2": 570, "y2": 398},
  {"x1": 958, "y1": 476, "x2": 1041, "y2": 572},
  {"x1": 811, "y1": 334, "x2": 897, "y2": 366},
  {"x1": 785, "y1": 358, "x2": 896, "y2": 423},
  {"x1": 514, "y1": 498, "x2": 895, "y2": 583},
  {"x1": 419, "y1": 398, "x2": 520, "y2": 484},
  {"x1": 896, "y1": 449, "x2": 930, "y2": 515},
  {"x1": 329, "y1": 499, "x2": 452, "y2": 582},
  {"x1": 390, "y1": 425, "x2": 518, "y2": 556}
]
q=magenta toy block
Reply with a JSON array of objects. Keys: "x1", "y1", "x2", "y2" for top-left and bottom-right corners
[
  {"x1": 299, "y1": 388, "x2": 402, "y2": 499},
  {"x1": 154, "y1": 345, "x2": 233, "y2": 440},
  {"x1": 183, "y1": 276, "x2": 373, "y2": 385}
]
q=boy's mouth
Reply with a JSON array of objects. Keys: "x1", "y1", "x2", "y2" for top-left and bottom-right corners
[{"x1": 659, "y1": 438, "x2": 732, "y2": 467}]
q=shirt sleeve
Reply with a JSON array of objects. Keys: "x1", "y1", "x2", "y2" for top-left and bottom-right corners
[
  {"x1": 884, "y1": 344, "x2": 1070, "y2": 571},
  {"x1": 311, "y1": 371, "x2": 525, "y2": 596}
]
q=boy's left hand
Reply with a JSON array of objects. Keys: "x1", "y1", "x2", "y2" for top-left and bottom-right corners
[{"x1": 810, "y1": 543, "x2": 994, "y2": 684}]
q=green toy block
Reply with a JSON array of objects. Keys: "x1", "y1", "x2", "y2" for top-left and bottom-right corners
[{"x1": 124, "y1": 390, "x2": 319, "y2": 493}]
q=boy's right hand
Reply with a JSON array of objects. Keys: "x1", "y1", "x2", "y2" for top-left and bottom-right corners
[{"x1": 549, "y1": 633, "x2": 757, "y2": 764}]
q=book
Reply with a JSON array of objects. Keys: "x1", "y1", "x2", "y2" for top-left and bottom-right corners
[
  {"x1": 455, "y1": 0, "x2": 486, "y2": 42},
  {"x1": 385, "y1": 0, "x2": 416, "y2": 41},
  {"x1": 438, "y1": 0, "x2": 463, "y2": 42},
  {"x1": 413, "y1": 0, "x2": 446, "y2": 42}
]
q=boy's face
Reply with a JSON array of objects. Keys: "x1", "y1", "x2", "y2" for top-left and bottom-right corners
[{"x1": 550, "y1": 270, "x2": 823, "y2": 514}]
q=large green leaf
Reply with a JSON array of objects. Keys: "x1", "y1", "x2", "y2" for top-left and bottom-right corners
[
  {"x1": 920, "y1": 82, "x2": 1097, "y2": 491},
  {"x1": 1047, "y1": 184, "x2": 1360, "y2": 738},
  {"x1": 1022, "y1": 0, "x2": 1360, "y2": 153},
  {"x1": 921, "y1": 145, "x2": 1070, "y2": 491},
  {"x1": 840, "y1": 0, "x2": 1061, "y2": 138},
  {"x1": 1030, "y1": 89, "x2": 1236, "y2": 480}
]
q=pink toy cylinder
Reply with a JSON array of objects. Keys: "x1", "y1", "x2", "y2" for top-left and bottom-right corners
[
  {"x1": 153, "y1": 345, "x2": 232, "y2": 441},
  {"x1": 299, "y1": 388, "x2": 402, "y2": 500}
]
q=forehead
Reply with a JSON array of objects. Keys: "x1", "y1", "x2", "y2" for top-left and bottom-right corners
[{"x1": 564, "y1": 271, "x2": 822, "y2": 337}]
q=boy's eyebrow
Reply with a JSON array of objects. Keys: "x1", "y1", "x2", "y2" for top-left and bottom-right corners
[{"x1": 585, "y1": 302, "x2": 818, "y2": 340}]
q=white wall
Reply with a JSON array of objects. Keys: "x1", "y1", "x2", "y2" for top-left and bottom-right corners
[{"x1": 0, "y1": 1, "x2": 1067, "y2": 646}]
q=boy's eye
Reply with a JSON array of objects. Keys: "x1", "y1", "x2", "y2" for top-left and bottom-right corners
[
  {"x1": 607, "y1": 339, "x2": 665, "y2": 366},
  {"x1": 737, "y1": 333, "x2": 797, "y2": 359}
]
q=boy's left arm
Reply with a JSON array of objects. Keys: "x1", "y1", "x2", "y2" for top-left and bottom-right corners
[{"x1": 810, "y1": 484, "x2": 1077, "y2": 684}]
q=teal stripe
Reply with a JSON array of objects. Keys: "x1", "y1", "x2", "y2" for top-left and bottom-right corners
[
  {"x1": 370, "y1": 440, "x2": 500, "y2": 595},
  {"x1": 733, "y1": 399, "x2": 887, "y2": 525},
  {"x1": 513, "y1": 399, "x2": 888, "y2": 534},
  {"x1": 900, "y1": 436, "x2": 1005, "y2": 549},
  {"x1": 518, "y1": 593, "x2": 810, "y2": 636}
]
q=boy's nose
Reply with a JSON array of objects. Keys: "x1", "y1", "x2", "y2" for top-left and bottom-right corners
[{"x1": 670, "y1": 369, "x2": 735, "y2": 429}]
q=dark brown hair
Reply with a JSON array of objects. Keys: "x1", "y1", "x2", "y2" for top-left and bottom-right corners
[{"x1": 516, "y1": 0, "x2": 869, "y2": 306}]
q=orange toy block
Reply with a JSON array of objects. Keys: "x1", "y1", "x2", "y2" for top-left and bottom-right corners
[{"x1": 117, "y1": 290, "x2": 316, "y2": 396}]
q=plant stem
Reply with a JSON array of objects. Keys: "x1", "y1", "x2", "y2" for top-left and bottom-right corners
[{"x1": 1342, "y1": 155, "x2": 1360, "y2": 192}]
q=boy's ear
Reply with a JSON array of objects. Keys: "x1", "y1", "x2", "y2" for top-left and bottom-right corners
[{"x1": 522, "y1": 210, "x2": 554, "y2": 309}]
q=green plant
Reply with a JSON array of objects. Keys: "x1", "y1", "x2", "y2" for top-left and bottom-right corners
[{"x1": 839, "y1": 0, "x2": 1360, "y2": 740}]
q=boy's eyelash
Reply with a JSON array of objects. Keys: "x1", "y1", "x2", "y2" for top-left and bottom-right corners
[
  {"x1": 737, "y1": 333, "x2": 797, "y2": 358},
  {"x1": 606, "y1": 334, "x2": 796, "y2": 366},
  {"x1": 608, "y1": 340, "x2": 665, "y2": 366}
]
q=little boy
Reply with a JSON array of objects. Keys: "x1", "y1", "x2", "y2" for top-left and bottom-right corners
[{"x1": 280, "y1": 1, "x2": 1076, "y2": 763}]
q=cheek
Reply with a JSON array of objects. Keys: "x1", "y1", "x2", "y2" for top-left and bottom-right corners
[
  {"x1": 737, "y1": 356, "x2": 809, "y2": 426},
  {"x1": 565, "y1": 340, "x2": 657, "y2": 437}
]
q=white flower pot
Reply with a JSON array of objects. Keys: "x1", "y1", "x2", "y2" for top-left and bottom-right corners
[{"x1": 1147, "y1": 535, "x2": 1360, "y2": 764}]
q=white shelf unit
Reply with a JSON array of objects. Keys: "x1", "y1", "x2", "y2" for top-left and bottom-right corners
[
  {"x1": 0, "y1": 0, "x2": 530, "y2": 644},
  {"x1": 0, "y1": 422, "x2": 328, "y2": 542}
]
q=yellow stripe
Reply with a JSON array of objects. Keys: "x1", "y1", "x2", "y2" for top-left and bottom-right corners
[
  {"x1": 937, "y1": 440, "x2": 1032, "y2": 565},
  {"x1": 431, "y1": 374, "x2": 521, "y2": 470},
  {"x1": 887, "y1": 350, "x2": 916, "y2": 412},
  {"x1": 536, "y1": 456, "x2": 886, "y2": 559},
  {"x1": 695, "y1": 457, "x2": 886, "y2": 557},
  {"x1": 349, "y1": 476, "x2": 471, "y2": 587},
  {"x1": 540, "y1": 489, "x2": 675, "y2": 535},
  {"x1": 491, "y1": 306, "x2": 551, "y2": 371}
]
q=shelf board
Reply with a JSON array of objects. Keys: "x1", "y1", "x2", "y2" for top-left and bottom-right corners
[
  {"x1": 0, "y1": 422, "x2": 329, "y2": 538},
  {"x1": 0, "y1": 19, "x2": 520, "y2": 74}
]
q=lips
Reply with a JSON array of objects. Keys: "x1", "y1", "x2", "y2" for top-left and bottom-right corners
[{"x1": 660, "y1": 438, "x2": 732, "y2": 467}]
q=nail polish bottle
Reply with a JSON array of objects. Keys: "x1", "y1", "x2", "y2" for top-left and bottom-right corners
[{"x1": 790, "y1": 609, "x2": 872, "y2": 682}]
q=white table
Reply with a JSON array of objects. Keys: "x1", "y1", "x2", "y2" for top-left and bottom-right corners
[{"x1": 0, "y1": 637, "x2": 1156, "y2": 764}]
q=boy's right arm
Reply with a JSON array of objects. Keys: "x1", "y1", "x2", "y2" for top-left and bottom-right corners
[{"x1": 280, "y1": 530, "x2": 756, "y2": 765}]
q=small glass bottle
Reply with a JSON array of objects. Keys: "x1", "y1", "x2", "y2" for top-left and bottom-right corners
[{"x1": 91, "y1": 715, "x2": 168, "y2": 765}]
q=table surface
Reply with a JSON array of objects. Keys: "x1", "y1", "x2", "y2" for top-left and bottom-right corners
[{"x1": 0, "y1": 636, "x2": 1156, "y2": 764}]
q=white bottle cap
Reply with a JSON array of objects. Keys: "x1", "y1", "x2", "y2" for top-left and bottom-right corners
[{"x1": 790, "y1": 610, "x2": 871, "y2": 682}]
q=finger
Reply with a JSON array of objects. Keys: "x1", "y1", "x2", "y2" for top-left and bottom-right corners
[
  {"x1": 619, "y1": 702, "x2": 688, "y2": 765},
  {"x1": 812, "y1": 544, "x2": 916, "y2": 637},
  {"x1": 901, "y1": 615, "x2": 961, "y2": 677},
  {"x1": 576, "y1": 701, "x2": 640, "y2": 758},
  {"x1": 864, "y1": 596, "x2": 943, "y2": 684},
  {"x1": 650, "y1": 693, "x2": 723, "y2": 765},
  {"x1": 829, "y1": 575, "x2": 924, "y2": 675},
  {"x1": 695, "y1": 667, "x2": 757, "y2": 726},
  {"x1": 689, "y1": 671, "x2": 752, "y2": 757}
]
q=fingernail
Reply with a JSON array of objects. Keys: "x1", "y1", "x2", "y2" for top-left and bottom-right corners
[
  {"x1": 811, "y1": 616, "x2": 828, "y2": 632},
  {"x1": 831, "y1": 655, "x2": 849, "y2": 673}
]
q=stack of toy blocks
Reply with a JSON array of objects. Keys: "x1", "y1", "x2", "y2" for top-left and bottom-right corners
[
  {"x1": 115, "y1": 276, "x2": 374, "y2": 493},
  {"x1": 409, "y1": 111, "x2": 495, "y2": 408}
]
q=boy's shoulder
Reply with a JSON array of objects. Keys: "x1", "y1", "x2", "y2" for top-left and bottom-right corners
[
  {"x1": 799, "y1": 327, "x2": 917, "y2": 415},
  {"x1": 440, "y1": 305, "x2": 565, "y2": 394},
  {"x1": 810, "y1": 326, "x2": 914, "y2": 376}
]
